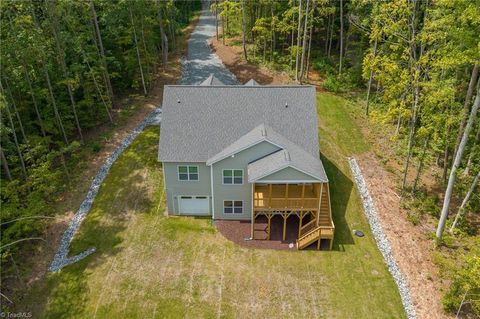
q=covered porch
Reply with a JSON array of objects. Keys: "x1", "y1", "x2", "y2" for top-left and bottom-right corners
[{"x1": 251, "y1": 183, "x2": 333, "y2": 250}]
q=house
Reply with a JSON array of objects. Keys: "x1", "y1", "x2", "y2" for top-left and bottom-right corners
[{"x1": 158, "y1": 75, "x2": 334, "y2": 250}]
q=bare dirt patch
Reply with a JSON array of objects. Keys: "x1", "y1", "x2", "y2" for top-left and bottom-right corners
[
  {"x1": 356, "y1": 152, "x2": 452, "y2": 319},
  {"x1": 210, "y1": 38, "x2": 293, "y2": 85}
]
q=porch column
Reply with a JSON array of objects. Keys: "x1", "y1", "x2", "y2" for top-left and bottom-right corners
[{"x1": 251, "y1": 183, "x2": 255, "y2": 239}]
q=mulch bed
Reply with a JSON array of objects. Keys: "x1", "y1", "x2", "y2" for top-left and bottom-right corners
[{"x1": 215, "y1": 215, "x2": 301, "y2": 250}]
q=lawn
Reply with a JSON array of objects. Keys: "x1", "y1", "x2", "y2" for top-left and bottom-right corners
[{"x1": 22, "y1": 93, "x2": 406, "y2": 318}]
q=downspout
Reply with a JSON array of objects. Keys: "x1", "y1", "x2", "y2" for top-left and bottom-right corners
[{"x1": 210, "y1": 164, "x2": 215, "y2": 219}]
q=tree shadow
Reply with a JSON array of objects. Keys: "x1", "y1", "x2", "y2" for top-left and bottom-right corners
[
  {"x1": 22, "y1": 131, "x2": 160, "y2": 317},
  {"x1": 321, "y1": 154, "x2": 355, "y2": 249}
]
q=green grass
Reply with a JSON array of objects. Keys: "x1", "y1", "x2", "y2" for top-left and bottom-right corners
[{"x1": 21, "y1": 94, "x2": 406, "y2": 318}]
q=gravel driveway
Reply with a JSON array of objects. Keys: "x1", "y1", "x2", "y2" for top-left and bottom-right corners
[{"x1": 179, "y1": 2, "x2": 238, "y2": 85}]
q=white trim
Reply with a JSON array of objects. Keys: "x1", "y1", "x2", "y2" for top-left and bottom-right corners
[
  {"x1": 177, "y1": 165, "x2": 200, "y2": 181},
  {"x1": 161, "y1": 160, "x2": 205, "y2": 163},
  {"x1": 177, "y1": 194, "x2": 212, "y2": 216},
  {"x1": 290, "y1": 164, "x2": 328, "y2": 182},
  {"x1": 206, "y1": 138, "x2": 283, "y2": 166},
  {"x1": 252, "y1": 180, "x2": 322, "y2": 184},
  {"x1": 210, "y1": 164, "x2": 215, "y2": 219},
  {"x1": 221, "y1": 169, "x2": 244, "y2": 185},
  {"x1": 248, "y1": 164, "x2": 326, "y2": 183},
  {"x1": 250, "y1": 183, "x2": 254, "y2": 221},
  {"x1": 162, "y1": 164, "x2": 169, "y2": 213},
  {"x1": 223, "y1": 200, "x2": 244, "y2": 214}
]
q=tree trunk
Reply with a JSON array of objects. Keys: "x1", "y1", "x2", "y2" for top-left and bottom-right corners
[
  {"x1": 295, "y1": 0, "x2": 303, "y2": 82},
  {"x1": 89, "y1": 0, "x2": 114, "y2": 101},
  {"x1": 453, "y1": 63, "x2": 479, "y2": 159},
  {"x1": 156, "y1": 0, "x2": 169, "y2": 70},
  {"x1": 169, "y1": 9, "x2": 176, "y2": 51},
  {"x1": 140, "y1": 17, "x2": 152, "y2": 87},
  {"x1": 464, "y1": 126, "x2": 480, "y2": 176},
  {"x1": 222, "y1": 14, "x2": 225, "y2": 45},
  {"x1": 449, "y1": 172, "x2": 480, "y2": 233},
  {"x1": 325, "y1": 14, "x2": 331, "y2": 55},
  {"x1": 215, "y1": 0, "x2": 219, "y2": 41},
  {"x1": 338, "y1": 0, "x2": 344, "y2": 75},
  {"x1": 290, "y1": 4, "x2": 296, "y2": 70},
  {"x1": 442, "y1": 142, "x2": 450, "y2": 183},
  {"x1": 328, "y1": 13, "x2": 334, "y2": 59},
  {"x1": 436, "y1": 87, "x2": 480, "y2": 241},
  {"x1": 305, "y1": 20, "x2": 313, "y2": 80},
  {"x1": 130, "y1": 7, "x2": 147, "y2": 96},
  {"x1": 23, "y1": 65, "x2": 46, "y2": 138},
  {"x1": 50, "y1": 16, "x2": 84, "y2": 143},
  {"x1": 241, "y1": 0, "x2": 248, "y2": 61},
  {"x1": 401, "y1": 81, "x2": 421, "y2": 189},
  {"x1": 1, "y1": 95, "x2": 27, "y2": 180},
  {"x1": 366, "y1": 39, "x2": 378, "y2": 116},
  {"x1": 3, "y1": 79, "x2": 27, "y2": 143},
  {"x1": 299, "y1": 0, "x2": 310, "y2": 82},
  {"x1": 0, "y1": 144, "x2": 12, "y2": 181},
  {"x1": 412, "y1": 135, "x2": 430, "y2": 192},
  {"x1": 43, "y1": 65, "x2": 69, "y2": 145},
  {"x1": 80, "y1": 50, "x2": 114, "y2": 123}
]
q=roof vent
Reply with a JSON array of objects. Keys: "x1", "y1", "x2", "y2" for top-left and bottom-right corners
[
  {"x1": 284, "y1": 150, "x2": 291, "y2": 161},
  {"x1": 177, "y1": 99, "x2": 181, "y2": 104},
  {"x1": 285, "y1": 102, "x2": 288, "y2": 108},
  {"x1": 261, "y1": 127, "x2": 267, "y2": 137}
]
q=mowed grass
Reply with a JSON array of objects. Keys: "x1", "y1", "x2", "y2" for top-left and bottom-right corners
[{"x1": 23, "y1": 93, "x2": 405, "y2": 318}]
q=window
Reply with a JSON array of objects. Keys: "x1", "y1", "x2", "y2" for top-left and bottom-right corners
[
  {"x1": 178, "y1": 166, "x2": 199, "y2": 181},
  {"x1": 223, "y1": 169, "x2": 243, "y2": 184},
  {"x1": 224, "y1": 200, "x2": 243, "y2": 214}
]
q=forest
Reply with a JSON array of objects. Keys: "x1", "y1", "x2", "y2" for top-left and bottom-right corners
[
  {"x1": 0, "y1": 0, "x2": 200, "y2": 309},
  {"x1": 211, "y1": 0, "x2": 480, "y2": 315},
  {"x1": 0, "y1": 0, "x2": 479, "y2": 317}
]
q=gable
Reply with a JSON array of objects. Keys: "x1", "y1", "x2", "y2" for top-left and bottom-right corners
[{"x1": 255, "y1": 166, "x2": 321, "y2": 182}]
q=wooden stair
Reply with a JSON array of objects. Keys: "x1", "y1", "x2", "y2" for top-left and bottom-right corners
[
  {"x1": 296, "y1": 184, "x2": 334, "y2": 250},
  {"x1": 296, "y1": 226, "x2": 334, "y2": 250}
]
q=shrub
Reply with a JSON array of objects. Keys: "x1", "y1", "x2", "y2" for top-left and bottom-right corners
[
  {"x1": 323, "y1": 74, "x2": 343, "y2": 92},
  {"x1": 443, "y1": 255, "x2": 480, "y2": 316},
  {"x1": 91, "y1": 142, "x2": 101, "y2": 153}
]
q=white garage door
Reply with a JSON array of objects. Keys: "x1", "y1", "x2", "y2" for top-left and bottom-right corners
[{"x1": 178, "y1": 196, "x2": 210, "y2": 215}]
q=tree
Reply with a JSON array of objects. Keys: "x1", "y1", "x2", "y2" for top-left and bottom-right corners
[
  {"x1": 241, "y1": 0, "x2": 248, "y2": 61},
  {"x1": 436, "y1": 85, "x2": 480, "y2": 241},
  {"x1": 449, "y1": 171, "x2": 480, "y2": 233},
  {"x1": 89, "y1": 0, "x2": 114, "y2": 101}
]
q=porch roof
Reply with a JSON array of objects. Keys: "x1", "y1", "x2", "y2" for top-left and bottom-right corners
[{"x1": 247, "y1": 146, "x2": 328, "y2": 183}]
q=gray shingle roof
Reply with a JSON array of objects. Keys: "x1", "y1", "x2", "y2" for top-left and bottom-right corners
[
  {"x1": 244, "y1": 79, "x2": 260, "y2": 86},
  {"x1": 200, "y1": 74, "x2": 225, "y2": 86},
  {"x1": 158, "y1": 83, "x2": 320, "y2": 166},
  {"x1": 247, "y1": 141, "x2": 328, "y2": 183},
  {"x1": 205, "y1": 123, "x2": 328, "y2": 182}
]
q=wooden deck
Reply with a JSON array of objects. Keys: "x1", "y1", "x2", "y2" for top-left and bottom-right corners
[
  {"x1": 253, "y1": 184, "x2": 319, "y2": 211},
  {"x1": 251, "y1": 183, "x2": 335, "y2": 250}
]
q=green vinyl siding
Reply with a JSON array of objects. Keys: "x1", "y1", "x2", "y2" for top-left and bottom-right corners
[
  {"x1": 212, "y1": 141, "x2": 281, "y2": 220},
  {"x1": 163, "y1": 162, "x2": 211, "y2": 215},
  {"x1": 256, "y1": 166, "x2": 321, "y2": 182}
]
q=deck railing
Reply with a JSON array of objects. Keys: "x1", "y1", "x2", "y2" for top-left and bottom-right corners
[{"x1": 254, "y1": 197, "x2": 318, "y2": 210}]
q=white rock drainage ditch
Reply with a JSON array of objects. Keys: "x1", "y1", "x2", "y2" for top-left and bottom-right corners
[
  {"x1": 348, "y1": 157, "x2": 416, "y2": 319},
  {"x1": 49, "y1": 109, "x2": 162, "y2": 272}
]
